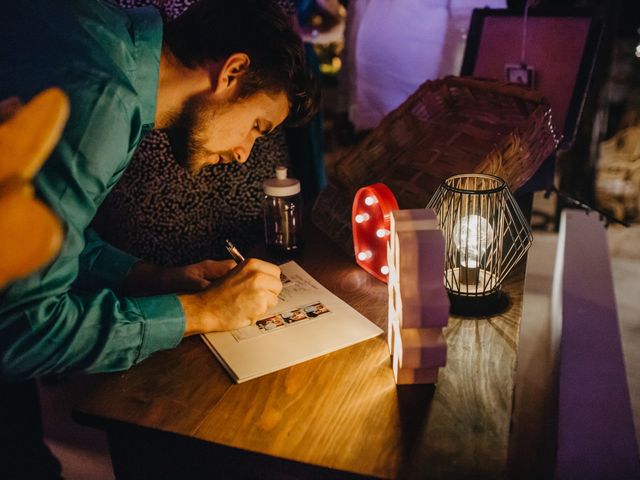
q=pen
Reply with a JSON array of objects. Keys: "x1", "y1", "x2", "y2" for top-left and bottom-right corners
[
  {"x1": 225, "y1": 238, "x2": 287, "y2": 283},
  {"x1": 225, "y1": 239, "x2": 245, "y2": 264}
]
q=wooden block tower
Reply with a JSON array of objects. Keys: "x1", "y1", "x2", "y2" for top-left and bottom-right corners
[{"x1": 387, "y1": 209, "x2": 449, "y2": 384}]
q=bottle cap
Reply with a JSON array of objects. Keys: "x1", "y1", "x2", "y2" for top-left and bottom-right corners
[{"x1": 263, "y1": 166, "x2": 300, "y2": 197}]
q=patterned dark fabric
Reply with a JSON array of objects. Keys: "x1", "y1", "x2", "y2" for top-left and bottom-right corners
[
  {"x1": 116, "y1": 0, "x2": 297, "y2": 20},
  {"x1": 96, "y1": 0, "x2": 296, "y2": 265},
  {"x1": 96, "y1": 130, "x2": 288, "y2": 266},
  {"x1": 115, "y1": 0, "x2": 193, "y2": 19}
]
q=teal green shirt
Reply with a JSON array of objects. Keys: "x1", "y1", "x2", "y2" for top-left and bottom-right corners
[{"x1": 0, "y1": 0, "x2": 185, "y2": 380}]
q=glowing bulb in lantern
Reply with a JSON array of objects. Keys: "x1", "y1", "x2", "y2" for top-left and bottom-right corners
[
  {"x1": 452, "y1": 214, "x2": 494, "y2": 269},
  {"x1": 364, "y1": 196, "x2": 377, "y2": 206},
  {"x1": 357, "y1": 250, "x2": 373, "y2": 261},
  {"x1": 376, "y1": 228, "x2": 388, "y2": 238},
  {"x1": 355, "y1": 213, "x2": 370, "y2": 224}
]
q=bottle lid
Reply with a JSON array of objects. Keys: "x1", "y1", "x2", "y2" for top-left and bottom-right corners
[{"x1": 263, "y1": 166, "x2": 300, "y2": 197}]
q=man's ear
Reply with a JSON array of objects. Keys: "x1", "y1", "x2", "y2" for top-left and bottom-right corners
[{"x1": 213, "y1": 53, "x2": 250, "y2": 95}]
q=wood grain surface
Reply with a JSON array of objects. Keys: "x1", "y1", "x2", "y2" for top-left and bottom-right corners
[{"x1": 70, "y1": 226, "x2": 526, "y2": 479}]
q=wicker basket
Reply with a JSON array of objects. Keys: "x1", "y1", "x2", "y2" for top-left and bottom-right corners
[{"x1": 313, "y1": 76, "x2": 560, "y2": 255}]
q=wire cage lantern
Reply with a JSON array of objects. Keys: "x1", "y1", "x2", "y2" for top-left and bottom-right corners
[{"x1": 426, "y1": 173, "x2": 532, "y2": 315}]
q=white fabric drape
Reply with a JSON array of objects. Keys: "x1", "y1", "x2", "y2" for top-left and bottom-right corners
[{"x1": 346, "y1": 0, "x2": 505, "y2": 131}]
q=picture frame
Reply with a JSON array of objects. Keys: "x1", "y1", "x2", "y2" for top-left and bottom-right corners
[{"x1": 461, "y1": 8, "x2": 602, "y2": 150}]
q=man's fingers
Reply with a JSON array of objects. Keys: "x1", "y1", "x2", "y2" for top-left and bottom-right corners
[
  {"x1": 184, "y1": 258, "x2": 284, "y2": 333},
  {"x1": 243, "y1": 258, "x2": 281, "y2": 278},
  {"x1": 266, "y1": 291, "x2": 279, "y2": 310},
  {"x1": 217, "y1": 259, "x2": 237, "y2": 272},
  {"x1": 200, "y1": 259, "x2": 236, "y2": 279},
  {"x1": 175, "y1": 275, "x2": 211, "y2": 293},
  {"x1": 251, "y1": 291, "x2": 279, "y2": 318},
  {"x1": 269, "y1": 276, "x2": 283, "y2": 295},
  {"x1": 249, "y1": 272, "x2": 282, "y2": 296}
]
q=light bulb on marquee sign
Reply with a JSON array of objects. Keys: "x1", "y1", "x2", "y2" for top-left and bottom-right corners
[{"x1": 351, "y1": 183, "x2": 399, "y2": 282}]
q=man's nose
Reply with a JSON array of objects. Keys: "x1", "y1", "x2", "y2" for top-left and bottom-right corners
[
  {"x1": 232, "y1": 148, "x2": 248, "y2": 164},
  {"x1": 232, "y1": 136, "x2": 258, "y2": 164}
]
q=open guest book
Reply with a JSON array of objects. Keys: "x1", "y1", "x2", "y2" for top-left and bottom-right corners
[{"x1": 202, "y1": 261, "x2": 383, "y2": 383}]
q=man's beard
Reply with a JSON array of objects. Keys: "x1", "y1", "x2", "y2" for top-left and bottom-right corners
[{"x1": 162, "y1": 92, "x2": 234, "y2": 174}]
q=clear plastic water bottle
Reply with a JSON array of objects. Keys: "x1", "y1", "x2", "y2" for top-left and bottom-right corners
[{"x1": 263, "y1": 166, "x2": 302, "y2": 257}]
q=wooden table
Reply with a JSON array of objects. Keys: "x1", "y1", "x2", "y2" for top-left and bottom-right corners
[{"x1": 70, "y1": 227, "x2": 526, "y2": 479}]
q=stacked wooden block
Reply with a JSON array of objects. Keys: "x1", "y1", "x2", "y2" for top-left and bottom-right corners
[{"x1": 387, "y1": 209, "x2": 450, "y2": 384}]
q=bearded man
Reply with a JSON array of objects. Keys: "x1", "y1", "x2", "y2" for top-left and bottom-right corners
[{"x1": 0, "y1": 1, "x2": 318, "y2": 476}]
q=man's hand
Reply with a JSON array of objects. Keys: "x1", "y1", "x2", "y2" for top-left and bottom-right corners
[
  {"x1": 123, "y1": 259, "x2": 236, "y2": 297},
  {"x1": 163, "y1": 259, "x2": 237, "y2": 292},
  {"x1": 179, "y1": 258, "x2": 282, "y2": 335}
]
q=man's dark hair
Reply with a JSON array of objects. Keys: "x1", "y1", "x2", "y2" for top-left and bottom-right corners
[{"x1": 163, "y1": 0, "x2": 320, "y2": 126}]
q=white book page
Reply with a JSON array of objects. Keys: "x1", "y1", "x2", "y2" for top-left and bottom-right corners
[{"x1": 202, "y1": 261, "x2": 383, "y2": 382}]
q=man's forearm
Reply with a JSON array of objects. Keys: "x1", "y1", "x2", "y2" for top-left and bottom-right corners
[
  {"x1": 0, "y1": 286, "x2": 184, "y2": 380},
  {"x1": 123, "y1": 260, "x2": 170, "y2": 296},
  {"x1": 177, "y1": 292, "x2": 210, "y2": 337},
  {"x1": 77, "y1": 229, "x2": 140, "y2": 292}
]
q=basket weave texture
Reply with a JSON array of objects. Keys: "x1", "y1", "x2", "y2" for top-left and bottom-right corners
[{"x1": 313, "y1": 76, "x2": 560, "y2": 255}]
